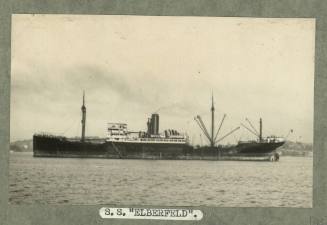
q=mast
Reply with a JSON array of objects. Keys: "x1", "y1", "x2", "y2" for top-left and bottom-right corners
[
  {"x1": 211, "y1": 93, "x2": 215, "y2": 147},
  {"x1": 259, "y1": 118, "x2": 262, "y2": 142},
  {"x1": 194, "y1": 94, "x2": 240, "y2": 147},
  {"x1": 81, "y1": 91, "x2": 86, "y2": 142}
]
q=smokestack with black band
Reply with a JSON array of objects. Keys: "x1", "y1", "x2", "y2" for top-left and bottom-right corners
[{"x1": 151, "y1": 113, "x2": 159, "y2": 135}]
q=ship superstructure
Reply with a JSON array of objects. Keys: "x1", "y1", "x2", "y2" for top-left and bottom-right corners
[{"x1": 106, "y1": 116, "x2": 188, "y2": 144}]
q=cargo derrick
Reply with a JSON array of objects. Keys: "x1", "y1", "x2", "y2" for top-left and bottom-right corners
[
  {"x1": 194, "y1": 94, "x2": 240, "y2": 148},
  {"x1": 241, "y1": 117, "x2": 264, "y2": 143}
]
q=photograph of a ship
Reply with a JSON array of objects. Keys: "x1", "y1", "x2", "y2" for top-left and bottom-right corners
[{"x1": 9, "y1": 14, "x2": 314, "y2": 207}]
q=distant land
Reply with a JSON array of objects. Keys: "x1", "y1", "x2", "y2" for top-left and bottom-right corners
[
  {"x1": 278, "y1": 141, "x2": 313, "y2": 157},
  {"x1": 10, "y1": 139, "x2": 313, "y2": 157},
  {"x1": 10, "y1": 139, "x2": 33, "y2": 152}
]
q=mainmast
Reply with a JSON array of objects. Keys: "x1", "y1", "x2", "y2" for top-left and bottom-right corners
[
  {"x1": 194, "y1": 94, "x2": 240, "y2": 148},
  {"x1": 81, "y1": 91, "x2": 86, "y2": 142},
  {"x1": 211, "y1": 93, "x2": 215, "y2": 147}
]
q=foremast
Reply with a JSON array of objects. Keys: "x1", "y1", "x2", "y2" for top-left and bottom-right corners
[
  {"x1": 81, "y1": 91, "x2": 86, "y2": 142},
  {"x1": 211, "y1": 93, "x2": 215, "y2": 147}
]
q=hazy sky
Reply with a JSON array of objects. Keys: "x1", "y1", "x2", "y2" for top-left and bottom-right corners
[{"x1": 11, "y1": 15, "x2": 315, "y2": 144}]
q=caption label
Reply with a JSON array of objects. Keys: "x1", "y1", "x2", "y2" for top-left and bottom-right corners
[{"x1": 99, "y1": 207, "x2": 203, "y2": 220}]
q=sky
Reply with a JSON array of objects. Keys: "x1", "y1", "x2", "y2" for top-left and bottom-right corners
[{"x1": 10, "y1": 14, "x2": 315, "y2": 144}]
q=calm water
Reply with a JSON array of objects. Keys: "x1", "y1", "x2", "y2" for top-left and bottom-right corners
[{"x1": 9, "y1": 152, "x2": 312, "y2": 207}]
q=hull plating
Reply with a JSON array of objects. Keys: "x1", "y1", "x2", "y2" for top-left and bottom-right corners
[{"x1": 33, "y1": 135, "x2": 284, "y2": 161}]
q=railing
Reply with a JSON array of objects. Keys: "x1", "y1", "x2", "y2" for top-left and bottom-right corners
[
  {"x1": 106, "y1": 137, "x2": 187, "y2": 144},
  {"x1": 238, "y1": 137, "x2": 285, "y2": 144}
]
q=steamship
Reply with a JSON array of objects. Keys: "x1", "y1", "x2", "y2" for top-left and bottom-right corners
[{"x1": 33, "y1": 93, "x2": 285, "y2": 161}]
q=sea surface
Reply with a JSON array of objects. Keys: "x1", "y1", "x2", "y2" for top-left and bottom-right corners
[{"x1": 9, "y1": 152, "x2": 312, "y2": 207}]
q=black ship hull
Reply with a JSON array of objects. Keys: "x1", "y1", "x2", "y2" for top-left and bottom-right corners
[{"x1": 33, "y1": 135, "x2": 284, "y2": 161}]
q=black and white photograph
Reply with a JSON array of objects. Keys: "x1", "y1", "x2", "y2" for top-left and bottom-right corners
[{"x1": 9, "y1": 14, "x2": 314, "y2": 207}]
